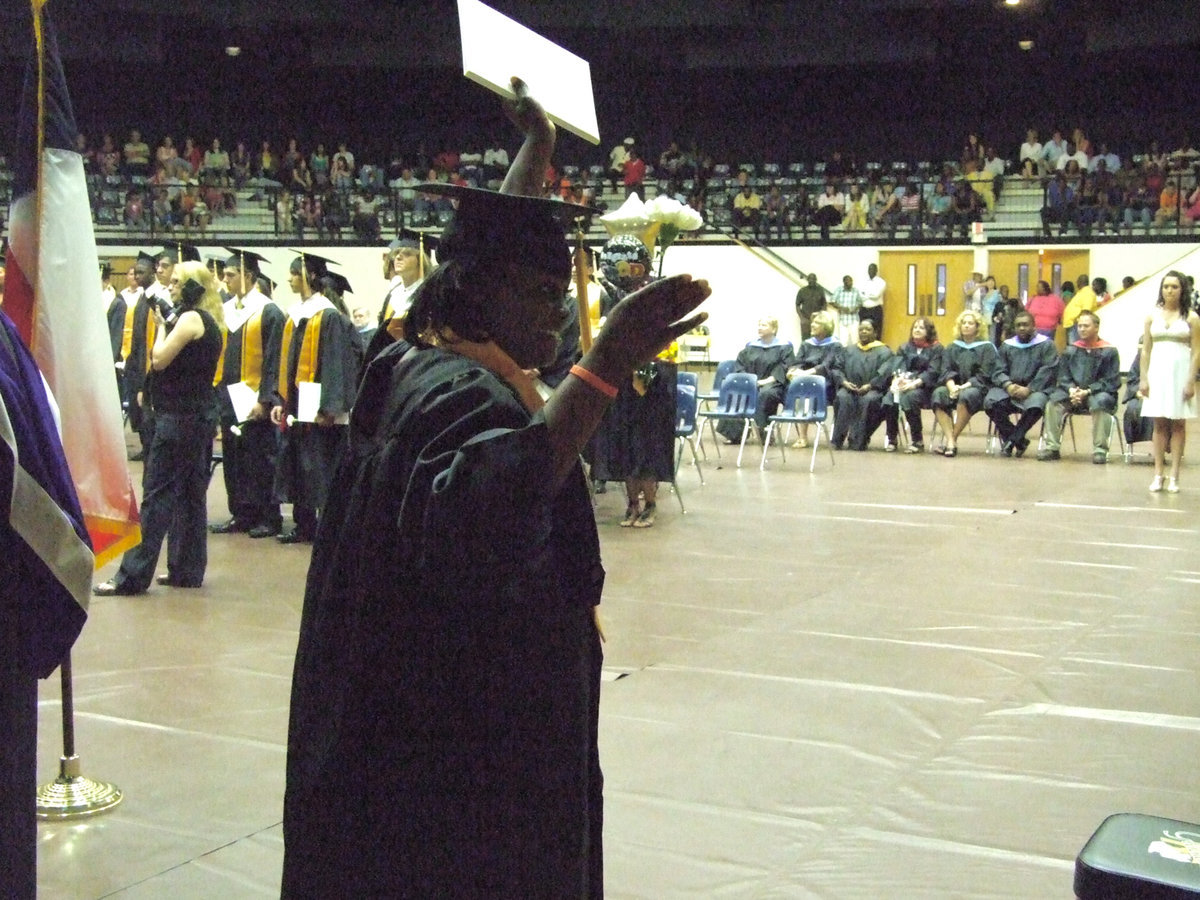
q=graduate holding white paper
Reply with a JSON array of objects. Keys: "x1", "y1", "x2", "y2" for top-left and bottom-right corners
[{"x1": 281, "y1": 67, "x2": 709, "y2": 896}]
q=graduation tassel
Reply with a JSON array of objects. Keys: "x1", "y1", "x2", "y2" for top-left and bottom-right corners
[{"x1": 574, "y1": 220, "x2": 592, "y2": 353}]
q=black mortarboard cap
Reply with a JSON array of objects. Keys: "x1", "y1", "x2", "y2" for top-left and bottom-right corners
[
  {"x1": 387, "y1": 227, "x2": 439, "y2": 254},
  {"x1": 290, "y1": 249, "x2": 336, "y2": 279},
  {"x1": 136, "y1": 250, "x2": 158, "y2": 267},
  {"x1": 224, "y1": 247, "x2": 268, "y2": 274},
  {"x1": 417, "y1": 183, "x2": 592, "y2": 280},
  {"x1": 325, "y1": 271, "x2": 353, "y2": 296},
  {"x1": 159, "y1": 241, "x2": 201, "y2": 263}
]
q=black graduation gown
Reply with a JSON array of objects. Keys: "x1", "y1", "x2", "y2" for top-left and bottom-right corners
[
  {"x1": 832, "y1": 343, "x2": 894, "y2": 449},
  {"x1": 716, "y1": 341, "x2": 792, "y2": 439},
  {"x1": 274, "y1": 304, "x2": 362, "y2": 512},
  {"x1": 937, "y1": 342, "x2": 999, "y2": 393},
  {"x1": 105, "y1": 294, "x2": 126, "y2": 362},
  {"x1": 985, "y1": 337, "x2": 1059, "y2": 411},
  {"x1": 791, "y1": 338, "x2": 843, "y2": 403},
  {"x1": 283, "y1": 344, "x2": 604, "y2": 899},
  {"x1": 1050, "y1": 343, "x2": 1121, "y2": 409},
  {"x1": 589, "y1": 359, "x2": 677, "y2": 482}
]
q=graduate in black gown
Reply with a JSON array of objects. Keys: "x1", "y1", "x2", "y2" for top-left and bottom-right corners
[
  {"x1": 881, "y1": 316, "x2": 943, "y2": 453},
  {"x1": 984, "y1": 309, "x2": 1058, "y2": 456},
  {"x1": 281, "y1": 78, "x2": 711, "y2": 898},
  {"x1": 270, "y1": 252, "x2": 362, "y2": 544},
  {"x1": 715, "y1": 315, "x2": 793, "y2": 444},
  {"x1": 931, "y1": 309, "x2": 999, "y2": 457},
  {"x1": 831, "y1": 319, "x2": 894, "y2": 450},
  {"x1": 210, "y1": 249, "x2": 286, "y2": 537},
  {"x1": 784, "y1": 309, "x2": 843, "y2": 448}
]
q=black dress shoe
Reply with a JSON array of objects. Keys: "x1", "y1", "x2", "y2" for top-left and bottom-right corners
[
  {"x1": 277, "y1": 529, "x2": 313, "y2": 545},
  {"x1": 1001, "y1": 440, "x2": 1015, "y2": 457},
  {"x1": 1015, "y1": 438, "x2": 1030, "y2": 457},
  {"x1": 208, "y1": 518, "x2": 251, "y2": 534},
  {"x1": 248, "y1": 523, "x2": 281, "y2": 539},
  {"x1": 93, "y1": 580, "x2": 143, "y2": 597},
  {"x1": 155, "y1": 574, "x2": 202, "y2": 588}
]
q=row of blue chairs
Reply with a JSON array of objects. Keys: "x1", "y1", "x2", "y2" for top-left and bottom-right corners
[{"x1": 675, "y1": 366, "x2": 835, "y2": 476}]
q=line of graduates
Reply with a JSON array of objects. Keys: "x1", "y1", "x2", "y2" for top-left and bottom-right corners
[
  {"x1": 106, "y1": 244, "x2": 363, "y2": 554},
  {"x1": 718, "y1": 306, "x2": 1120, "y2": 459}
]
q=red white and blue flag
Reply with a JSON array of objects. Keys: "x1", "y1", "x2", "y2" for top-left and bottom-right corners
[{"x1": 5, "y1": 1, "x2": 141, "y2": 676}]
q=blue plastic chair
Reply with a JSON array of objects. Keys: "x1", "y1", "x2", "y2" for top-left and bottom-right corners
[
  {"x1": 672, "y1": 385, "x2": 704, "y2": 512},
  {"x1": 697, "y1": 359, "x2": 737, "y2": 413},
  {"x1": 761, "y1": 375, "x2": 835, "y2": 472},
  {"x1": 677, "y1": 370, "x2": 699, "y2": 392},
  {"x1": 697, "y1": 372, "x2": 758, "y2": 468}
]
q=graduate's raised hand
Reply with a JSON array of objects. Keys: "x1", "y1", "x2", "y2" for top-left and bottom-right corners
[{"x1": 585, "y1": 274, "x2": 711, "y2": 380}]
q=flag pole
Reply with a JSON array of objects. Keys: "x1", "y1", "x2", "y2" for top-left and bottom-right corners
[
  {"x1": 35, "y1": 653, "x2": 122, "y2": 819},
  {"x1": 28, "y1": 0, "x2": 122, "y2": 821}
]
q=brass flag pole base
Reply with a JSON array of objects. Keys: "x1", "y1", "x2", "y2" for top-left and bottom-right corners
[{"x1": 36, "y1": 754, "x2": 123, "y2": 820}]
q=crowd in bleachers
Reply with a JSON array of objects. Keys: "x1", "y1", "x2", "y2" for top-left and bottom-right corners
[{"x1": 2, "y1": 125, "x2": 1198, "y2": 242}]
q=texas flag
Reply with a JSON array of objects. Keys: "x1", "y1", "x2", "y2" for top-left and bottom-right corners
[{"x1": 4, "y1": 1, "x2": 140, "y2": 676}]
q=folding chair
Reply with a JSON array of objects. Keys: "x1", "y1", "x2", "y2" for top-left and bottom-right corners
[
  {"x1": 672, "y1": 385, "x2": 704, "y2": 512},
  {"x1": 761, "y1": 375, "x2": 835, "y2": 473},
  {"x1": 697, "y1": 373, "x2": 758, "y2": 468}
]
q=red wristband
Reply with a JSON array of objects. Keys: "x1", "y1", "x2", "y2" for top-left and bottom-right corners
[{"x1": 570, "y1": 364, "x2": 619, "y2": 399}]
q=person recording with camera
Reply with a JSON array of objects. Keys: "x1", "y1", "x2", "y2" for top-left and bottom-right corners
[{"x1": 95, "y1": 261, "x2": 225, "y2": 596}]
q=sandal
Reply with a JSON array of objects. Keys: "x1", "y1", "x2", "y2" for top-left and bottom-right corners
[
  {"x1": 620, "y1": 504, "x2": 640, "y2": 527},
  {"x1": 942, "y1": 446, "x2": 958, "y2": 458},
  {"x1": 632, "y1": 503, "x2": 657, "y2": 528},
  {"x1": 791, "y1": 438, "x2": 809, "y2": 449}
]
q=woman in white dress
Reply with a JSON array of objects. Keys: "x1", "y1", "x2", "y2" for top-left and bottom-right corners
[{"x1": 1138, "y1": 270, "x2": 1200, "y2": 492}]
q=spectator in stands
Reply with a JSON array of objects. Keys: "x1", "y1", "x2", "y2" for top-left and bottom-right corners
[
  {"x1": 762, "y1": 184, "x2": 788, "y2": 239},
  {"x1": 831, "y1": 320, "x2": 893, "y2": 451},
  {"x1": 291, "y1": 157, "x2": 314, "y2": 194},
  {"x1": 1019, "y1": 129, "x2": 1043, "y2": 178},
  {"x1": 607, "y1": 137, "x2": 631, "y2": 192},
  {"x1": 330, "y1": 156, "x2": 353, "y2": 190},
  {"x1": 75, "y1": 133, "x2": 96, "y2": 173},
  {"x1": 358, "y1": 159, "x2": 385, "y2": 191},
  {"x1": 483, "y1": 140, "x2": 510, "y2": 186},
  {"x1": 732, "y1": 182, "x2": 761, "y2": 233},
  {"x1": 872, "y1": 180, "x2": 902, "y2": 236},
  {"x1": 881, "y1": 316, "x2": 942, "y2": 454},
  {"x1": 824, "y1": 150, "x2": 850, "y2": 179},
  {"x1": 1039, "y1": 310, "x2": 1120, "y2": 464},
  {"x1": 98, "y1": 133, "x2": 121, "y2": 176},
  {"x1": 658, "y1": 141, "x2": 684, "y2": 178},
  {"x1": 1090, "y1": 142, "x2": 1120, "y2": 174},
  {"x1": 1071, "y1": 127, "x2": 1092, "y2": 159},
  {"x1": 1042, "y1": 130, "x2": 1068, "y2": 171},
  {"x1": 124, "y1": 129, "x2": 151, "y2": 177},
  {"x1": 842, "y1": 184, "x2": 869, "y2": 231},
  {"x1": 203, "y1": 138, "x2": 230, "y2": 184},
  {"x1": 1183, "y1": 179, "x2": 1200, "y2": 225},
  {"x1": 813, "y1": 182, "x2": 845, "y2": 241},
  {"x1": 283, "y1": 138, "x2": 302, "y2": 173},
  {"x1": 961, "y1": 133, "x2": 985, "y2": 168},
  {"x1": 985, "y1": 310, "x2": 1057, "y2": 457},
  {"x1": 1154, "y1": 180, "x2": 1180, "y2": 228},
  {"x1": 897, "y1": 181, "x2": 922, "y2": 238},
  {"x1": 182, "y1": 137, "x2": 203, "y2": 176},
  {"x1": 124, "y1": 190, "x2": 148, "y2": 230},
  {"x1": 156, "y1": 136, "x2": 178, "y2": 171},
  {"x1": 927, "y1": 181, "x2": 951, "y2": 235},
  {"x1": 949, "y1": 179, "x2": 982, "y2": 239},
  {"x1": 1026, "y1": 280, "x2": 1065, "y2": 339},
  {"x1": 785, "y1": 310, "x2": 842, "y2": 449},
  {"x1": 1057, "y1": 140, "x2": 1088, "y2": 173},
  {"x1": 231, "y1": 141, "x2": 251, "y2": 187},
  {"x1": 965, "y1": 159, "x2": 996, "y2": 217},
  {"x1": 930, "y1": 309, "x2": 997, "y2": 457},
  {"x1": 1120, "y1": 163, "x2": 1155, "y2": 231},
  {"x1": 332, "y1": 142, "x2": 356, "y2": 177},
  {"x1": 983, "y1": 147, "x2": 1005, "y2": 199},
  {"x1": 1041, "y1": 170, "x2": 1076, "y2": 236},
  {"x1": 623, "y1": 147, "x2": 646, "y2": 198},
  {"x1": 391, "y1": 166, "x2": 420, "y2": 208},
  {"x1": 256, "y1": 140, "x2": 279, "y2": 183},
  {"x1": 353, "y1": 192, "x2": 382, "y2": 241},
  {"x1": 1075, "y1": 172, "x2": 1106, "y2": 237},
  {"x1": 310, "y1": 143, "x2": 330, "y2": 186},
  {"x1": 293, "y1": 192, "x2": 322, "y2": 239}
]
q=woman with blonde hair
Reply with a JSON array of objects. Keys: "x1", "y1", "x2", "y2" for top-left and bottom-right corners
[
  {"x1": 95, "y1": 261, "x2": 224, "y2": 594},
  {"x1": 929, "y1": 309, "x2": 997, "y2": 457},
  {"x1": 786, "y1": 309, "x2": 843, "y2": 448}
]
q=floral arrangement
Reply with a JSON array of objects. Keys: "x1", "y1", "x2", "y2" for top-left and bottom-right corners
[{"x1": 599, "y1": 193, "x2": 704, "y2": 275}]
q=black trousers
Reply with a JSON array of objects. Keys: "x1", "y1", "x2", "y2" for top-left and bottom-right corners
[
  {"x1": 220, "y1": 419, "x2": 281, "y2": 528},
  {"x1": 115, "y1": 412, "x2": 214, "y2": 591}
]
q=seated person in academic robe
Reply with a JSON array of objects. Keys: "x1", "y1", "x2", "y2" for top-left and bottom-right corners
[
  {"x1": 280, "y1": 77, "x2": 711, "y2": 898},
  {"x1": 984, "y1": 310, "x2": 1059, "y2": 457},
  {"x1": 881, "y1": 316, "x2": 943, "y2": 453},
  {"x1": 831, "y1": 319, "x2": 893, "y2": 451},
  {"x1": 1038, "y1": 310, "x2": 1121, "y2": 463},
  {"x1": 931, "y1": 309, "x2": 998, "y2": 457},
  {"x1": 1122, "y1": 339, "x2": 1154, "y2": 445},
  {"x1": 716, "y1": 316, "x2": 792, "y2": 443},
  {"x1": 785, "y1": 309, "x2": 842, "y2": 448}
]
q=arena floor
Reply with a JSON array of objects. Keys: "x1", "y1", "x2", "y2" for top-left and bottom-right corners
[{"x1": 36, "y1": 417, "x2": 1200, "y2": 899}]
